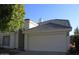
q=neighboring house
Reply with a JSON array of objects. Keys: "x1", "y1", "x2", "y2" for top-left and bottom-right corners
[{"x1": 0, "y1": 19, "x2": 72, "y2": 53}]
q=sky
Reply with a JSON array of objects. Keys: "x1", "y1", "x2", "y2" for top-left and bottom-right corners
[{"x1": 24, "y1": 4, "x2": 79, "y2": 35}]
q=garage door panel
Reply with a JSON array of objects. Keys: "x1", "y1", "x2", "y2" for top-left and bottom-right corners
[{"x1": 29, "y1": 34, "x2": 66, "y2": 52}]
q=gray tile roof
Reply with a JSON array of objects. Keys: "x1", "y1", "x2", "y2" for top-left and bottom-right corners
[
  {"x1": 28, "y1": 19, "x2": 72, "y2": 31},
  {"x1": 39, "y1": 19, "x2": 71, "y2": 28}
]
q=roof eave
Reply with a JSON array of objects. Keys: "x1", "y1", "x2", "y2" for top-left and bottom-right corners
[{"x1": 23, "y1": 28, "x2": 72, "y2": 34}]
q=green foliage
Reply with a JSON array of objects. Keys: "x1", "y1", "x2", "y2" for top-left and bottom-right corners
[
  {"x1": 70, "y1": 35, "x2": 79, "y2": 43},
  {"x1": 0, "y1": 4, "x2": 25, "y2": 32},
  {"x1": 74, "y1": 27, "x2": 79, "y2": 35},
  {"x1": 69, "y1": 27, "x2": 79, "y2": 53}
]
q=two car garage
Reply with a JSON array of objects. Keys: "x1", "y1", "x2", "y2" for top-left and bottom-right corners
[{"x1": 24, "y1": 31, "x2": 69, "y2": 52}]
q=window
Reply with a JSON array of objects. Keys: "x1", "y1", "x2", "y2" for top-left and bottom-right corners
[{"x1": 2, "y1": 36, "x2": 10, "y2": 46}]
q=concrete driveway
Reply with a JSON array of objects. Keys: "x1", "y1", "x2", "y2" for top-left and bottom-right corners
[{"x1": 16, "y1": 51, "x2": 66, "y2": 55}]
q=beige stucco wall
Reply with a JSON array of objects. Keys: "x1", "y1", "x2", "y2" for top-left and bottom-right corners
[
  {"x1": 15, "y1": 31, "x2": 19, "y2": 48},
  {"x1": 0, "y1": 33, "x2": 3, "y2": 47},
  {"x1": 24, "y1": 31, "x2": 70, "y2": 52},
  {"x1": 24, "y1": 20, "x2": 38, "y2": 30},
  {"x1": 66, "y1": 35, "x2": 70, "y2": 50},
  {"x1": 10, "y1": 32, "x2": 15, "y2": 48},
  {"x1": 24, "y1": 34, "x2": 28, "y2": 50},
  {"x1": 29, "y1": 20, "x2": 38, "y2": 29},
  {"x1": 9, "y1": 32, "x2": 19, "y2": 49}
]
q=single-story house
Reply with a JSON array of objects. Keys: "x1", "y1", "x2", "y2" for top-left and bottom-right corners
[{"x1": 0, "y1": 19, "x2": 72, "y2": 53}]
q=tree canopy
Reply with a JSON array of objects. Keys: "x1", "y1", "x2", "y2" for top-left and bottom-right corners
[
  {"x1": 0, "y1": 4, "x2": 25, "y2": 32},
  {"x1": 74, "y1": 27, "x2": 79, "y2": 35},
  {"x1": 70, "y1": 27, "x2": 79, "y2": 51}
]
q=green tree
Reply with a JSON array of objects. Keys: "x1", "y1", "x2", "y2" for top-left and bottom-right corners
[
  {"x1": 70, "y1": 27, "x2": 79, "y2": 51},
  {"x1": 0, "y1": 4, "x2": 25, "y2": 32},
  {"x1": 74, "y1": 27, "x2": 79, "y2": 35}
]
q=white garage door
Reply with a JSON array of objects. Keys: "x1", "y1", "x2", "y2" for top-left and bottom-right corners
[{"x1": 28, "y1": 33, "x2": 67, "y2": 52}]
